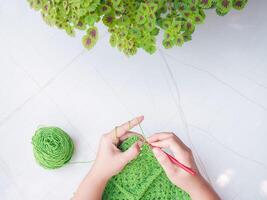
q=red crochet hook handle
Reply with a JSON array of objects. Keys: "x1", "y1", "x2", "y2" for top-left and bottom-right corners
[
  {"x1": 165, "y1": 152, "x2": 196, "y2": 175},
  {"x1": 150, "y1": 144, "x2": 196, "y2": 176}
]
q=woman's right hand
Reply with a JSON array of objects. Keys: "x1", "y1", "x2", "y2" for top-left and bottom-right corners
[{"x1": 147, "y1": 132, "x2": 220, "y2": 200}]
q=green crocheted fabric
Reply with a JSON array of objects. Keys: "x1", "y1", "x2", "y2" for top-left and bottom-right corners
[{"x1": 102, "y1": 136, "x2": 191, "y2": 200}]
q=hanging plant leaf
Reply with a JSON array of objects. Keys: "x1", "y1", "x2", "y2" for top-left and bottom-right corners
[
  {"x1": 28, "y1": 0, "x2": 42, "y2": 10},
  {"x1": 143, "y1": 44, "x2": 156, "y2": 54},
  {"x1": 216, "y1": 0, "x2": 232, "y2": 13},
  {"x1": 162, "y1": 19, "x2": 172, "y2": 30},
  {"x1": 182, "y1": 10, "x2": 192, "y2": 18},
  {"x1": 75, "y1": 20, "x2": 86, "y2": 30},
  {"x1": 82, "y1": 34, "x2": 96, "y2": 50},
  {"x1": 136, "y1": 14, "x2": 146, "y2": 25},
  {"x1": 98, "y1": 4, "x2": 111, "y2": 15},
  {"x1": 151, "y1": 27, "x2": 160, "y2": 36},
  {"x1": 28, "y1": 0, "x2": 248, "y2": 56},
  {"x1": 162, "y1": 38, "x2": 175, "y2": 49},
  {"x1": 176, "y1": 34, "x2": 184, "y2": 46},
  {"x1": 87, "y1": 26, "x2": 98, "y2": 40},
  {"x1": 148, "y1": 3, "x2": 158, "y2": 13},
  {"x1": 85, "y1": 13, "x2": 99, "y2": 26},
  {"x1": 199, "y1": 9, "x2": 206, "y2": 19},
  {"x1": 175, "y1": 2, "x2": 187, "y2": 12},
  {"x1": 216, "y1": 7, "x2": 229, "y2": 16},
  {"x1": 65, "y1": 26, "x2": 75, "y2": 36},
  {"x1": 164, "y1": 29, "x2": 173, "y2": 40},
  {"x1": 192, "y1": 13, "x2": 204, "y2": 24},
  {"x1": 88, "y1": 2, "x2": 100, "y2": 12},
  {"x1": 183, "y1": 33, "x2": 192, "y2": 42},
  {"x1": 112, "y1": 0, "x2": 121, "y2": 7},
  {"x1": 103, "y1": 14, "x2": 116, "y2": 27},
  {"x1": 232, "y1": 0, "x2": 248, "y2": 10},
  {"x1": 198, "y1": 0, "x2": 213, "y2": 9},
  {"x1": 172, "y1": 20, "x2": 182, "y2": 33},
  {"x1": 190, "y1": 4, "x2": 198, "y2": 12},
  {"x1": 183, "y1": 20, "x2": 195, "y2": 34},
  {"x1": 145, "y1": 20, "x2": 156, "y2": 31},
  {"x1": 109, "y1": 34, "x2": 118, "y2": 47}
]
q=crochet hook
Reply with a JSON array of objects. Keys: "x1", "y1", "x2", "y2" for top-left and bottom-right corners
[
  {"x1": 150, "y1": 144, "x2": 196, "y2": 176},
  {"x1": 137, "y1": 124, "x2": 196, "y2": 176}
]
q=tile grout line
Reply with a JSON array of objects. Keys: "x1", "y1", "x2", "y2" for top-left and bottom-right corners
[
  {"x1": 0, "y1": 157, "x2": 27, "y2": 200},
  {"x1": 189, "y1": 124, "x2": 267, "y2": 170},
  {"x1": 11, "y1": 52, "x2": 98, "y2": 156},
  {"x1": 0, "y1": 92, "x2": 39, "y2": 127},
  {"x1": 158, "y1": 49, "x2": 267, "y2": 169},
  {"x1": 4, "y1": 30, "x2": 265, "y2": 193},
  {"x1": 0, "y1": 50, "x2": 90, "y2": 198},
  {"x1": 163, "y1": 51, "x2": 267, "y2": 111},
  {"x1": 0, "y1": 50, "x2": 86, "y2": 127},
  {"x1": 89, "y1": 64, "x2": 151, "y2": 136},
  {"x1": 142, "y1": 74, "x2": 160, "y2": 132},
  {"x1": 232, "y1": 69, "x2": 267, "y2": 89},
  {"x1": 0, "y1": 31, "x2": 109, "y2": 127},
  {"x1": 43, "y1": 90, "x2": 97, "y2": 157},
  {"x1": 41, "y1": 50, "x2": 87, "y2": 89},
  {"x1": 0, "y1": 34, "x2": 112, "y2": 181},
  {"x1": 158, "y1": 49, "x2": 212, "y2": 184}
]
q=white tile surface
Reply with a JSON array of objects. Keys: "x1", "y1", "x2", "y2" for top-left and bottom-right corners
[
  {"x1": 0, "y1": 92, "x2": 94, "y2": 199},
  {"x1": 0, "y1": 56, "x2": 39, "y2": 124},
  {"x1": 0, "y1": 0, "x2": 267, "y2": 199}
]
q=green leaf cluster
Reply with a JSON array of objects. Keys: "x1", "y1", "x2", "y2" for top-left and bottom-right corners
[{"x1": 28, "y1": 0, "x2": 248, "y2": 55}]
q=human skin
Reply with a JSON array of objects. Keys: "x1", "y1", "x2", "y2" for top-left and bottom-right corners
[
  {"x1": 72, "y1": 116, "x2": 144, "y2": 200},
  {"x1": 148, "y1": 132, "x2": 221, "y2": 200},
  {"x1": 73, "y1": 117, "x2": 220, "y2": 200}
]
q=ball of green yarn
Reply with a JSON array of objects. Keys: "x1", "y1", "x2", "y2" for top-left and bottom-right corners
[{"x1": 32, "y1": 127, "x2": 74, "y2": 169}]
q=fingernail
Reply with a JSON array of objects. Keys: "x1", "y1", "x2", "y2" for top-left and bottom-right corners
[
  {"x1": 150, "y1": 144, "x2": 157, "y2": 148},
  {"x1": 138, "y1": 115, "x2": 144, "y2": 120},
  {"x1": 137, "y1": 141, "x2": 143, "y2": 147},
  {"x1": 136, "y1": 144, "x2": 140, "y2": 152}
]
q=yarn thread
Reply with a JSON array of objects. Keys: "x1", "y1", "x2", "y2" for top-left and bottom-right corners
[
  {"x1": 32, "y1": 126, "x2": 191, "y2": 199},
  {"x1": 32, "y1": 127, "x2": 74, "y2": 169},
  {"x1": 102, "y1": 135, "x2": 191, "y2": 199}
]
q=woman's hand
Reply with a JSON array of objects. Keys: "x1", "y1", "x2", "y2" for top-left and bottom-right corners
[
  {"x1": 73, "y1": 116, "x2": 143, "y2": 200},
  {"x1": 90, "y1": 116, "x2": 144, "y2": 181},
  {"x1": 148, "y1": 132, "x2": 220, "y2": 200}
]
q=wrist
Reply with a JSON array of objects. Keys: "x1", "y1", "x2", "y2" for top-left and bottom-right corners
[
  {"x1": 89, "y1": 164, "x2": 110, "y2": 185},
  {"x1": 187, "y1": 175, "x2": 219, "y2": 200},
  {"x1": 182, "y1": 174, "x2": 205, "y2": 193}
]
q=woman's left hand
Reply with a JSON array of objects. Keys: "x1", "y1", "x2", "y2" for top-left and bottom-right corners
[
  {"x1": 73, "y1": 116, "x2": 144, "y2": 200},
  {"x1": 90, "y1": 116, "x2": 144, "y2": 181}
]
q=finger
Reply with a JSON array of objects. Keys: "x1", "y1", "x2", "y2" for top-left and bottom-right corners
[
  {"x1": 152, "y1": 148, "x2": 177, "y2": 176},
  {"x1": 119, "y1": 131, "x2": 143, "y2": 141},
  {"x1": 147, "y1": 132, "x2": 174, "y2": 143},
  {"x1": 116, "y1": 116, "x2": 144, "y2": 138},
  {"x1": 120, "y1": 142, "x2": 140, "y2": 164},
  {"x1": 150, "y1": 137, "x2": 190, "y2": 160}
]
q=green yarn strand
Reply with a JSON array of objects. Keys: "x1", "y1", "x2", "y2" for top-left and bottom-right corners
[
  {"x1": 32, "y1": 127, "x2": 74, "y2": 169},
  {"x1": 103, "y1": 136, "x2": 191, "y2": 199}
]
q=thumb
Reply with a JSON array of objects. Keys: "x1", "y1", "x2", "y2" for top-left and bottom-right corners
[
  {"x1": 120, "y1": 142, "x2": 140, "y2": 165},
  {"x1": 153, "y1": 148, "x2": 177, "y2": 176}
]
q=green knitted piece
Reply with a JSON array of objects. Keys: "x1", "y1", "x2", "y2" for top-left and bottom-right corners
[{"x1": 102, "y1": 136, "x2": 191, "y2": 200}]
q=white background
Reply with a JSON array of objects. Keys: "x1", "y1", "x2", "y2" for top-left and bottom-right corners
[{"x1": 0, "y1": 0, "x2": 267, "y2": 199}]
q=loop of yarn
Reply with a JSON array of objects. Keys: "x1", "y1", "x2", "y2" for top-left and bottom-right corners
[{"x1": 32, "y1": 127, "x2": 74, "y2": 169}]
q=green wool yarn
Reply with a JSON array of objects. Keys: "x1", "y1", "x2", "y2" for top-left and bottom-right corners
[
  {"x1": 103, "y1": 135, "x2": 191, "y2": 200},
  {"x1": 32, "y1": 127, "x2": 74, "y2": 169}
]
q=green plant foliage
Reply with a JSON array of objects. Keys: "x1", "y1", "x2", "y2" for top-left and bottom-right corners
[{"x1": 28, "y1": 0, "x2": 248, "y2": 56}]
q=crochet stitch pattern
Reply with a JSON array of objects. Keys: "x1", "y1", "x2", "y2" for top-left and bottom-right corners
[{"x1": 102, "y1": 135, "x2": 191, "y2": 200}]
